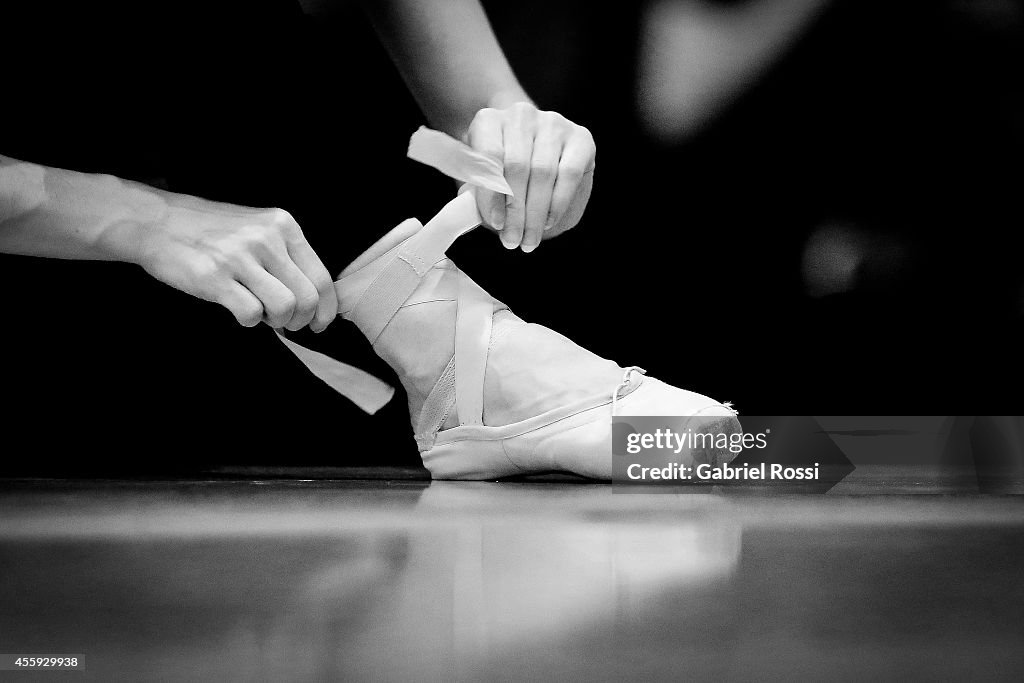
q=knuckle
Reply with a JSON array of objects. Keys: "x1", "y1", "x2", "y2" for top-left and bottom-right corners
[
  {"x1": 472, "y1": 107, "x2": 499, "y2": 124},
  {"x1": 296, "y1": 289, "x2": 319, "y2": 313},
  {"x1": 191, "y1": 257, "x2": 219, "y2": 282},
  {"x1": 539, "y1": 110, "x2": 565, "y2": 128},
  {"x1": 211, "y1": 248, "x2": 244, "y2": 272},
  {"x1": 235, "y1": 302, "x2": 263, "y2": 326},
  {"x1": 225, "y1": 249, "x2": 250, "y2": 270},
  {"x1": 208, "y1": 249, "x2": 229, "y2": 267},
  {"x1": 512, "y1": 101, "x2": 536, "y2": 116},
  {"x1": 279, "y1": 291, "x2": 297, "y2": 312},
  {"x1": 239, "y1": 225, "x2": 272, "y2": 249},
  {"x1": 271, "y1": 207, "x2": 295, "y2": 227},
  {"x1": 268, "y1": 292, "x2": 296, "y2": 320}
]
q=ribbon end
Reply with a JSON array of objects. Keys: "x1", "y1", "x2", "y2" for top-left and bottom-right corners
[{"x1": 408, "y1": 126, "x2": 513, "y2": 197}]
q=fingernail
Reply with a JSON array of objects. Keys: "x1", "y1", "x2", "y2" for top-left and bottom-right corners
[
  {"x1": 491, "y1": 211, "x2": 505, "y2": 231},
  {"x1": 543, "y1": 221, "x2": 554, "y2": 232},
  {"x1": 521, "y1": 243, "x2": 537, "y2": 254},
  {"x1": 501, "y1": 236, "x2": 518, "y2": 250}
]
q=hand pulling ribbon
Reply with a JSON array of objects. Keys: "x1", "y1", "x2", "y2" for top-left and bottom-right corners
[{"x1": 275, "y1": 127, "x2": 512, "y2": 413}]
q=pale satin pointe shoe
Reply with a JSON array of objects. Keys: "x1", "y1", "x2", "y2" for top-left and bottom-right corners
[{"x1": 333, "y1": 190, "x2": 740, "y2": 480}]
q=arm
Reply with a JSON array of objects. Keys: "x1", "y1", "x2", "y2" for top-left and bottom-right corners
[
  {"x1": 360, "y1": 0, "x2": 527, "y2": 138},
  {"x1": 0, "y1": 155, "x2": 337, "y2": 331},
  {"x1": 0, "y1": 154, "x2": 164, "y2": 262},
  {"x1": 360, "y1": 0, "x2": 596, "y2": 253}
]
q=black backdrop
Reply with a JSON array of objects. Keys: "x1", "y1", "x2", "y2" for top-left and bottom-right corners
[{"x1": 1, "y1": 0, "x2": 1021, "y2": 475}]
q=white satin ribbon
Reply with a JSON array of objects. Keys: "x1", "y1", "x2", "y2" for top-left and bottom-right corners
[{"x1": 275, "y1": 127, "x2": 510, "y2": 414}]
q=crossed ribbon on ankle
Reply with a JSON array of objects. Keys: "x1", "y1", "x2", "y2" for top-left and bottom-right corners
[{"x1": 276, "y1": 127, "x2": 514, "y2": 414}]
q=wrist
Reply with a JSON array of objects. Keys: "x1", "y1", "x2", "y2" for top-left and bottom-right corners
[
  {"x1": 456, "y1": 89, "x2": 534, "y2": 143},
  {"x1": 95, "y1": 179, "x2": 171, "y2": 266},
  {"x1": 486, "y1": 88, "x2": 533, "y2": 111}
]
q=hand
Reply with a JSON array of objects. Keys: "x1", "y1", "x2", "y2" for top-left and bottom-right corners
[
  {"x1": 465, "y1": 102, "x2": 595, "y2": 252},
  {"x1": 131, "y1": 196, "x2": 338, "y2": 331}
]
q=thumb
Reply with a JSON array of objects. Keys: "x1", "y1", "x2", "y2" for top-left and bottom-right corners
[{"x1": 472, "y1": 186, "x2": 505, "y2": 233}]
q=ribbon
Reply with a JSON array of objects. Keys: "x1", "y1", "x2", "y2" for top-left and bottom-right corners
[{"x1": 276, "y1": 127, "x2": 510, "y2": 414}]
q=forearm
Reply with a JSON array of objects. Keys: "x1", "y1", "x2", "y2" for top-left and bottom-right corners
[
  {"x1": 0, "y1": 154, "x2": 167, "y2": 263},
  {"x1": 1, "y1": 153, "x2": 340, "y2": 330},
  {"x1": 361, "y1": 0, "x2": 531, "y2": 139}
]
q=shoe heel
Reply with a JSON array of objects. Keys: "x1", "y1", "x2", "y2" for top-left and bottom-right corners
[{"x1": 422, "y1": 439, "x2": 524, "y2": 480}]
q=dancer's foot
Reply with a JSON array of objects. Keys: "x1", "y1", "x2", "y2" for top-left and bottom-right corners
[{"x1": 335, "y1": 192, "x2": 739, "y2": 480}]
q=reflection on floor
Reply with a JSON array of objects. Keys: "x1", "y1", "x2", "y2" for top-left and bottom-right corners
[{"x1": 2, "y1": 478, "x2": 1023, "y2": 681}]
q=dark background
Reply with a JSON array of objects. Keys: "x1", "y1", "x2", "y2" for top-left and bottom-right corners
[{"x1": 1, "y1": 0, "x2": 1021, "y2": 475}]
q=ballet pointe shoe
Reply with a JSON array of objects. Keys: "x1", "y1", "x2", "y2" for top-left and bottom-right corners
[{"x1": 334, "y1": 191, "x2": 739, "y2": 480}]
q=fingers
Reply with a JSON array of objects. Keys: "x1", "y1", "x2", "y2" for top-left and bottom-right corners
[
  {"x1": 286, "y1": 236, "x2": 338, "y2": 333},
  {"x1": 501, "y1": 107, "x2": 536, "y2": 250},
  {"x1": 261, "y1": 251, "x2": 320, "y2": 331},
  {"x1": 224, "y1": 247, "x2": 335, "y2": 332},
  {"x1": 464, "y1": 104, "x2": 596, "y2": 252},
  {"x1": 466, "y1": 109, "x2": 506, "y2": 232},
  {"x1": 216, "y1": 281, "x2": 264, "y2": 328},
  {"x1": 547, "y1": 131, "x2": 595, "y2": 236},
  {"x1": 255, "y1": 211, "x2": 335, "y2": 332},
  {"x1": 147, "y1": 202, "x2": 338, "y2": 331},
  {"x1": 522, "y1": 128, "x2": 560, "y2": 253},
  {"x1": 548, "y1": 168, "x2": 593, "y2": 239},
  {"x1": 236, "y1": 258, "x2": 299, "y2": 329}
]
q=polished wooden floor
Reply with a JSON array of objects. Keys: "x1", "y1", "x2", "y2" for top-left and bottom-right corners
[{"x1": 2, "y1": 474, "x2": 1023, "y2": 682}]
